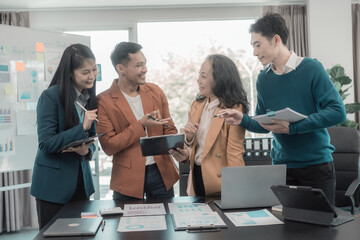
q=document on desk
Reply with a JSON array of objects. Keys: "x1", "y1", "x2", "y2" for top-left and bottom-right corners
[
  {"x1": 123, "y1": 203, "x2": 166, "y2": 216},
  {"x1": 117, "y1": 215, "x2": 167, "y2": 232},
  {"x1": 224, "y1": 209, "x2": 283, "y2": 227},
  {"x1": 171, "y1": 211, "x2": 227, "y2": 231},
  {"x1": 168, "y1": 202, "x2": 213, "y2": 214}
]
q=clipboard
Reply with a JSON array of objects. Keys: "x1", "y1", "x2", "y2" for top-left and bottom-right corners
[
  {"x1": 251, "y1": 107, "x2": 308, "y2": 124},
  {"x1": 140, "y1": 133, "x2": 184, "y2": 156},
  {"x1": 170, "y1": 211, "x2": 227, "y2": 231},
  {"x1": 58, "y1": 132, "x2": 107, "y2": 153}
]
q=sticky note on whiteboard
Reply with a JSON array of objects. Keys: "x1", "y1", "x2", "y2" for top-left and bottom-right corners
[
  {"x1": 36, "y1": 42, "x2": 45, "y2": 52},
  {"x1": 16, "y1": 62, "x2": 25, "y2": 71}
]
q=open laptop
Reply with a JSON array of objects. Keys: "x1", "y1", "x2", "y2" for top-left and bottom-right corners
[
  {"x1": 271, "y1": 185, "x2": 354, "y2": 227},
  {"x1": 43, "y1": 217, "x2": 103, "y2": 237},
  {"x1": 214, "y1": 165, "x2": 286, "y2": 209}
]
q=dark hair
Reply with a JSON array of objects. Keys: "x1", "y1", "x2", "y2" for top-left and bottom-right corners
[
  {"x1": 49, "y1": 43, "x2": 96, "y2": 130},
  {"x1": 110, "y1": 42, "x2": 143, "y2": 71},
  {"x1": 205, "y1": 54, "x2": 249, "y2": 114},
  {"x1": 249, "y1": 13, "x2": 289, "y2": 46}
]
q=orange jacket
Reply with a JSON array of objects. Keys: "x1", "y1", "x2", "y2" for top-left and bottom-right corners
[{"x1": 96, "y1": 80, "x2": 179, "y2": 199}]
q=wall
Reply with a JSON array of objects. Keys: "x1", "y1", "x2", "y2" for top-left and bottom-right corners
[{"x1": 307, "y1": 0, "x2": 354, "y2": 106}]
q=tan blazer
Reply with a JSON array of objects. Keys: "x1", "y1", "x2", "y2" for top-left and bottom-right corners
[
  {"x1": 187, "y1": 99, "x2": 245, "y2": 196},
  {"x1": 96, "y1": 80, "x2": 179, "y2": 199}
]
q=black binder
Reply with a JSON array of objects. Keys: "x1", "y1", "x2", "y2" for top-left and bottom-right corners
[
  {"x1": 140, "y1": 133, "x2": 184, "y2": 156},
  {"x1": 271, "y1": 185, "x2": 354, "y2": 227}
]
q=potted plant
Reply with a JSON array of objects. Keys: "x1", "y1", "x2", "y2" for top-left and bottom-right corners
[{"x1": 327, "y1": 64, "x2": 360, "y2": 129}]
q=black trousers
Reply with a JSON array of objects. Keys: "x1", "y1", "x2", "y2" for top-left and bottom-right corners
[
  {"x1": 36, "y1": 161, "x2": 88, "y2": 230},
  {"x1": 286, "y1": 161, "x2": 336, "y2": 205},
  {"x1": 193, "y1": 164, "x2": 205, "y2": 197},
  {"x1": 113, "y1": 163, "x2": 174, "y2": 200}
]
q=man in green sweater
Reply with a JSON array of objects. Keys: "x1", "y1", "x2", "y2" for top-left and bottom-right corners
[{"x1": 219, "y1": 13, "x2": 346, "y2": 204}]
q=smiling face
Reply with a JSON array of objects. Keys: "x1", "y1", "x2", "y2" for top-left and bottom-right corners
[
  {"x1": 118, "y1": 50, "x2": 147, "y2": 86},
  {"x1": 197, "y1": 59, "x2": 216, "y2": 100},
  {"x1": 251, "y1": 32, "x2": 278, "y2": 65},
  {"x1": 72, "y1": 58, "x2": 97, "y2": 92}
]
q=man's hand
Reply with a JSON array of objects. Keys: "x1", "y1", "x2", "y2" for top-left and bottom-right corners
[
  {"x1": 260, "y1": 119, "x2": 290, "y2": 134},
  {"x1": 169, "y1": 145, "x2": 190, "y2": 163},
  {"x1": 217, "y1": 109, "x2": 243, "y2": 125},
  {"x1": 140, "y1": 110, "x2": 170, "y2": 127}
]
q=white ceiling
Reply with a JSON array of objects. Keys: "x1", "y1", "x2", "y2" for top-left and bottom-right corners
[{"x1": 0, "y1": 0, "x2": 305, "y2": 10}]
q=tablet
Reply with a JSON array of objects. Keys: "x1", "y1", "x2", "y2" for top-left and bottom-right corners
[
  {"x1": 140, "y1": 133, "x2": 184, "y2": 156},
  {"x1": 58, "y1": 132, "x2": 107, "y2": 153}
]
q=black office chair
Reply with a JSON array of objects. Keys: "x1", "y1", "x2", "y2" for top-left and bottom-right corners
[{"x1": 328, "y1": 126, "x2": 360, "y2": 215}]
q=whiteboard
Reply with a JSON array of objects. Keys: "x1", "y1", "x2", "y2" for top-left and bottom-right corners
[{"x1": 0, "y1": 24, "x2": 90, "y2": 172}]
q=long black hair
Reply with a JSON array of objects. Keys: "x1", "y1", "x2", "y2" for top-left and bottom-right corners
[
  {"x1": 49, "y1": 43, "x2": 96, "y2": 130},
  {"x1": 206, "y1": 54, "x2": 249, "y2": 114}
]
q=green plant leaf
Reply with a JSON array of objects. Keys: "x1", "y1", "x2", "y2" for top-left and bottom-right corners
[
  {"x1": 339, "y1": 76, "x2": 351, "y2": 85},
  {"x1": 338, "y1": 119, "x2": 359, "y2": 129},
  {"x1": 329, "y1": 65, "x2": 344, "y2": 79},
  {"x1": 341, "y1": 93, "x2": 350, "y2": 100},
  {"x1": 345, "y1": 103, "x2": 360, "y2": 113},
  {"x1": 333, "y1": 82, "x2": 341, "y2": 92}
]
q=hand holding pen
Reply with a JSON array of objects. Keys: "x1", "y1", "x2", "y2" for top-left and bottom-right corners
[
  {"x1": 140, "y1": 110, "x2": 171, "y2": 127},
  {"x1": 76, "y1": 101, "x2": 99, "y2": 131}
]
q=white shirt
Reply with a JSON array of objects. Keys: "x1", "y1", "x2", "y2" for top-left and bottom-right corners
[
  {"x1": 267, "y1": 51, "x2": 304, "y2": 75},
  {"x1": 194, "y1": 98, "x2": 220, "y2": 166},
  {"x1": 122, "y1": 91, "x2": 155, "y2": 166}
]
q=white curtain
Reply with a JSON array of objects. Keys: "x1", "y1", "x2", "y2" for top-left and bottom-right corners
[
  {"x1": 0, "y1": 11, "x2": 37, "y2": 233},
  {"x1": 263, "y1": 5, "x2": 309, "y2": 57},
  {"x1": 352, "y1": 4, "x2": 360, "y2": 127}
]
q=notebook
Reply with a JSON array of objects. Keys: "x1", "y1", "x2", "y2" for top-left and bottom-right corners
[
  {"x1": 140, "y1": 133, "x2": 184, "y2": 156},
  {"x1": 270, "y1": 185, "x2": 354, "y2": 227},
  {"x1": 43, "y1": 217, "x2": 103, "y2": 237},
  {"x1": 214, "y1": 165, "x2": 286, "y2": 209}
]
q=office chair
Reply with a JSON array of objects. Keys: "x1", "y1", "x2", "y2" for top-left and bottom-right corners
[{"x1": 328, "y1": 126, "x2": 360, "y2": 214}]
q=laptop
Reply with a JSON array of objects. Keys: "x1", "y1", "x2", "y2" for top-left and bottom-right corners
[
  {"x1": 214, "y1": 165, "x2": 286, "y2": 209},
  {"x1": 43, "y1": 217, "x2": 103, "y2": 237},
  {"x1": 271, "y1": 185, "x2": 354, "y2": 227}
]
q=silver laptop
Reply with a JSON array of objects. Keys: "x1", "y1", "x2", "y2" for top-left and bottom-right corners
[
  {"x1": 43, "y1": 217, "x2": 103, "y2": 237},
  {"x1": 214, "y1": 165, "x2": 286, "y2": 209}
]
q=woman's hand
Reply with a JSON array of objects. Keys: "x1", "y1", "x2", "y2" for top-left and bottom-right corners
[
  {"x1": 61, "y1": 140, "x2": 94, "y2": 156},
  {"x1": 183, "y1": 111, "x2": 198, "y2": 142},
  {"x1": 83, "y1": 109, "x2": 98, "y2": 131}
]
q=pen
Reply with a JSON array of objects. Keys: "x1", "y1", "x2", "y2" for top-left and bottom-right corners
[
  {"x1": 76, "y1": 101, "x2": 99, "y2": 122},
  {"x1": 101, "y1": 219, "x2": 106, "y2": 231},
  {"x1": 213, "y1": 112, "x2": 227, "y2": 118},
  {"x1": 148, "y1": 115, "x2": 170, "y2": 127}
]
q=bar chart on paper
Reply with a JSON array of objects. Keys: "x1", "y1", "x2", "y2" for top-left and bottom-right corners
[
  {"x1": 0, "y1": 127, "x2": 16, "y2": 156},
  {"x1": 0, "y1": 104, "x2": 12, "y2": 125}
]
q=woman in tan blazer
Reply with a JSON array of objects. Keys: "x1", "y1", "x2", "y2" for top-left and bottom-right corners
[{"x1": 170, "y1": 54, "x2": 249, "y2": 197}]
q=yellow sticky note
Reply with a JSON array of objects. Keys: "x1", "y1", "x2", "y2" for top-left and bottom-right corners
[
  {"x1": 16, "y1": 62, "x2": 25, "y2": 71},
  {"x1": 4, "y1": 84, "x2": 14, "y2": 95},
  {"x1": 36, "y1": 42, "x2": 45, "y2": 52},
  {"x1": 36, "y1": 53, "x2": 44, "y2": 62}
]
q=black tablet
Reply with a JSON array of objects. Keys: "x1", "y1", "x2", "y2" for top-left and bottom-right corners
[
  {"x1": 58, "y1": 132, "x2": 107, "y2": 153},
  {"x1": 140, "y1": 133, "x2": 184, "y2": 156}
]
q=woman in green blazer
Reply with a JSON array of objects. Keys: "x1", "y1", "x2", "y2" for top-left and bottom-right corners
[{"x1": 30, "y1": 44, "x2": 98, "y2": 229}]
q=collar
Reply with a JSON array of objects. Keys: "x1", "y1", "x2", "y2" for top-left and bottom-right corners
[{"x1": 266, "y1": 51, "x2": 298, "y2": 74}]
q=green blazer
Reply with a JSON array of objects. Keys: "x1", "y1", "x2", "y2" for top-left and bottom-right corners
[{"x1": 30, "y1": 85, "x2": 95, "y2": 204}]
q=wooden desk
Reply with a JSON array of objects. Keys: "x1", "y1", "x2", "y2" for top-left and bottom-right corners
[{"x1": 34, "y1": 197, "x2": 360, "y2": 240}]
